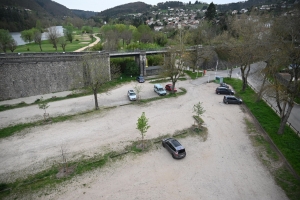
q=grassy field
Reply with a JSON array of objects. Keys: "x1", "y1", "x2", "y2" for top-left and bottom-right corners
[{"x1": 10, "y1": 26, "x2": 101, "y2": 53}]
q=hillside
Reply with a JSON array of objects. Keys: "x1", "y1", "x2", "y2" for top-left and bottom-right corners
[
  {"x1": 97, "y1": 2, "x2": 151, "y2": 17},
  {"x1": 0, "y1": 0, "x2": 75, "y2": 31}
]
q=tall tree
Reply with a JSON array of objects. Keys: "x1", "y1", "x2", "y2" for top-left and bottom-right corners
[
  {"x1": 64, "y1": 25, "x2": 74, "y2": 43},
  {"x1": 46, "y1": 26, "x2": 60, "y2": 51},
  {"x1": 0, "y1": 29, "x2": 15, "y2": 53},
  {"x1": 161, "y1": 29, "x2": 186, "y2": 93},
  {"x1": 205, "y1": 2, "x2": 216, "y2": 21},
  {"x1": 21, "y1": 29, "x2": 34, "y2": 44},
  {"x1": 269, "y1": 10, "x2": 300, "y2": 134},
  {"x1": 82, "y1": 53, "x2": 111, "y2": 110},
  {"x1": 226, "y1": 14, "x2": 265, "y2": 91}
]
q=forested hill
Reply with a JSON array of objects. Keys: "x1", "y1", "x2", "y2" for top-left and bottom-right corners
[
  {"x1": 217, "y1": 0, "x2": 289, "y2": 12},
  {"x1": 97, "y1": 2, "x2": 151, "y2": 18},
  {"x1": 0, "y1": 0, "x2": 74, "y2": 31}
]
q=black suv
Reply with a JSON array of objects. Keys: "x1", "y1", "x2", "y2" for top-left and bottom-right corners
[
  {"x1": 216, "y1": 87, "x2": 234, "y2": 95},
  {"x1": 162, "y1": 138, "x2": 186, "y2": 159},
  {"x1": 223, "y1": 95, "x2": 242, "y2": 104}
]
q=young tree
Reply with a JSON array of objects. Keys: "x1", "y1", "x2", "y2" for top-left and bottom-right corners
[
  {"x1": 64, "y1": 25, "x2": 74, "y2": 43},
  {"x1": 82, "y1": 53, "x2": 111, "y2": 110},
  {"x1": 193, "y1": 101, "x2": 205, "y2": 127},
  {"x1": 59, "y1": 37, "x2": 68, "y2": 52},
  {"x1": 33, "y1": 28, "x2": 43, "y2": 51},
  {"x1": 134, "y1": 83, "x2": 143, "y2": 101},
  {"x1": 46, "y1": 26, "x2": 60, "y2": 51},
  {"x1": 136, "y1": 112, "x2": 150, "y2": 149},
  {"x1": 38, "y1": 96, "x2": 50, "y2": 121}
]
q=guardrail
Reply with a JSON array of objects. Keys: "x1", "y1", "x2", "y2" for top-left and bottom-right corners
[{"x1": 247, "y1": 82, "x2": 300, "y2": 136}]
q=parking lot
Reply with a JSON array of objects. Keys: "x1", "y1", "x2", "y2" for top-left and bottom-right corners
[{"x1": 0, "y1": 78, "x2": 288, "y2": 199}]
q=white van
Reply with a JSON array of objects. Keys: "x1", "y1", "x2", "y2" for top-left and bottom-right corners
[{"x1": 154, "y1": 84, "x2": 167, "y2": 96}]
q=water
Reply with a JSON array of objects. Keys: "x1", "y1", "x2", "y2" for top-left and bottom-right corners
[{"x1": 10, "y1": 26, "x2": 64, "y2": 46}]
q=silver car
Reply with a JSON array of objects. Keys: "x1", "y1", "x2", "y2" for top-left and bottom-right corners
[{"x1": 127, "y1": 89, "x2": 137, "y2": 101}]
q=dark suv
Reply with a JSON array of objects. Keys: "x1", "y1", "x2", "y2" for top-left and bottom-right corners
[
  {"x1": 216, "y1": 87, "x2": 234, "y2": 95},
  {"x1": 162, "y1": 138, "x2": 186, "y2": 159},
  {"x1": 223, "y1": 95, "x2": 242, "y2": 104}
]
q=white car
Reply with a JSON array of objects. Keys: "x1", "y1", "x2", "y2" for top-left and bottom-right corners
[{"x1": 127, "y1": 89, "x2": 137, "y2": 101}]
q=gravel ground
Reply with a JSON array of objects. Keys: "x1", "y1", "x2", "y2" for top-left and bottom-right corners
[{"x1": 0, "y1": 76, "x2": 288, "y2": 200}]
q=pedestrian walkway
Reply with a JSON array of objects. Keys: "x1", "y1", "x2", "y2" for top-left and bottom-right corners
[{"x1": 73, "y1": 34, "x2": 100, "y2": 52}]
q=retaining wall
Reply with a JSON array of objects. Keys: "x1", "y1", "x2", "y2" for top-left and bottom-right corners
[{"x1": 0, "y1": 52, "x2": 110, "y2": 101}]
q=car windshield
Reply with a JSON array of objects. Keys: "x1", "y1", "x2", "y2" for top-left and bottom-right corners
[
  {"x1": 139, "y1": 77, "x2": 144, "y2": 80},
  {"x1": 129, "y1": 92, "x2": 136, "y2": 96},
  {"x1": 158, "y1": 88, "x2": 164, "y2": 91}
]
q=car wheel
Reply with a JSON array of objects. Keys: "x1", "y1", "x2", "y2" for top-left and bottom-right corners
[
  {"x1": 217, "y1": 92, "x2": 220, "y2": 95},
  {"x1": 239, "y1": 102, "x2": 242, "y2": 105},
  {"x1": 172, "y1": 154, "x2": 176, "y2": 159},
  {"x1": 162, "y1": 142, "x2": 165, "y2": 148},
  {"x1": 226, "y1": 101, "x2": 229, "y2": 104}
]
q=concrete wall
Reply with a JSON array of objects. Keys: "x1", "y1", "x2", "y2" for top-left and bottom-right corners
[{"x1": 0, "y1": 52, "x2": 110, "y2": 101}]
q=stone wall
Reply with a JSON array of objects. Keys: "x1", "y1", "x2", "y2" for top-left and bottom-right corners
[{"x1": 0, "y1": 52, "x2": 110, "y2": 101}]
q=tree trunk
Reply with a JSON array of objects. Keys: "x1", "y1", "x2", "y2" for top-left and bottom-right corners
[
  {"x1": 277, "y1": 102, "x2": 293, "y2": 134},
  {"x1": 93, "y1": 89, "x2": 99, "y2": 110},
  {"x1": 256, "y1": 74, "x2": 267, "y2": 102}
]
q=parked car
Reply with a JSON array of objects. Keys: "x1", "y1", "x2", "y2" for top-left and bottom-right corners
[
  {"x1": 220, "y1": 82, "x2": 229, "y2": 88},
  {"x1": 136, "y1": 76, "x2": 145, "y2": 83},
  {"x1": 165, "y1": 84, "x2": 177, "y2": 92},
  {"x1": 162, "y1": 138, "x2": 186, "y2": 159},
  {"x1": 216, "y1": 87, "x2": 235, "y2": 95},
  {"x1": 154, "y1": 84, "x2": 167, "y2": 96},
  {"x1": 223, "y1": 95, "x2": 242, "y2": 104},
  {"x1": 127, "y1": 89, "x2": 137, "y2": 101}
]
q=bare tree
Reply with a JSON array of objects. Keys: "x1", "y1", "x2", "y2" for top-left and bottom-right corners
[
  {"x1": 59, "y1": 37, "x2": 68, "y2": 52},
  {"x1": 82, "y1": 53, "x2": 111, "y2": 110},
  {"x1": 161, "y1": 29, "x2": 186, "y2": 93},
  {"x1": 134, "y1": 83, "x2": 143, "y2": 101},
  {"x1": 268, "y1": 11, "x2": 300, "y2": 134},
  {"x1": 60, "y1": 143, "x2": 68, "y2": 173},
  {"x1": 38, "y1": 96, "x2": 50, "y2": 121},
  {"x1": 46, "y1": 26, "x2": 60, "y2": 51},
  {"x1": 33, "y1": 29, "x2": 42, "y2": 51},
  {"x1": 8, "y1": 39, "x2": 17, "y2": 52},
  {"x1": 225, "y1": 14, "x2": 266, "y2": 91}
]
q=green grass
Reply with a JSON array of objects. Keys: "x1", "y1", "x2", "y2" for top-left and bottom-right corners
[
  {"x1": 14, "y1": 38, "x2": 92, "y2": 53},
  {"x1": 184, "y1": 70, "x2": 204, "y2": 79},
  {"x1": 224, "y1": 78, "x2": 300, "y2": 176}
]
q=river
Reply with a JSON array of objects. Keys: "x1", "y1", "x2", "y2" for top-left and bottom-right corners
[{"x1": 10, "y1": 26, "x2": 64, "y2": 46}]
